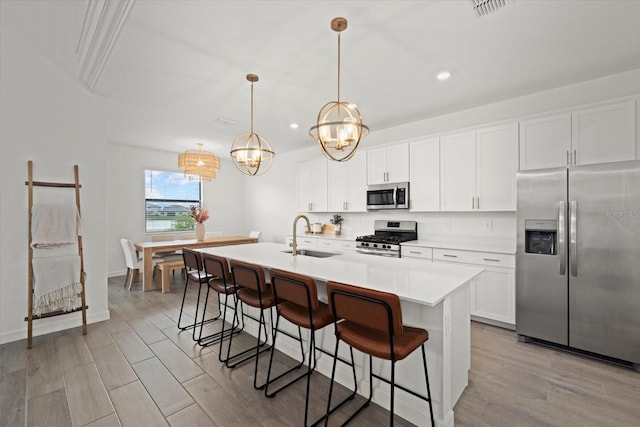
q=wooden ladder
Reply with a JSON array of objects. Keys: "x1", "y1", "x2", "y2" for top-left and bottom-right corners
[{"x1": 25, "y1": 160, "x2": 88, "y2": 348}]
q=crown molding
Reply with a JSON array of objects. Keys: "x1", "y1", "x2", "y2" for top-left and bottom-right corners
[{"x1": 76, "y1": 0, "x2": 134, "y2": 91}]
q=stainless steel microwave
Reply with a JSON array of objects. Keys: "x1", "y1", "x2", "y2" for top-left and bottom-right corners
[{"x1": 366, "y1": 182, "x2": 409, "y2": 210}]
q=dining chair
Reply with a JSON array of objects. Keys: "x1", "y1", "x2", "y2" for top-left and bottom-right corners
[
  {"x1": 151, "y1": 233, "x2": 182, "y2": 260},
  {"x1": 120, "y1": 238, "x2": 160, "y2": 291},
  {"x1": 325, "y1": 281, "x2": 435, "y2": 427}
]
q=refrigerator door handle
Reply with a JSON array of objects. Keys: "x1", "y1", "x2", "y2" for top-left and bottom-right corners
[
  {"x1": 558, "y1": 201, "x2": 566, "y2": 275},
  {"x1": 570, "y1": 200, "x2": 578, "y2": 277}
]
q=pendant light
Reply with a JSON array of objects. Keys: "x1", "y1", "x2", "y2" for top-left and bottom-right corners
[
  {"x1": 178, "y1": 142, "x2": 220, "y2": 181},
  {"x1": 230, "y1": 74, "x2": 275, "y2": 176},
  {"x1": 309, "y1": 17, "x2": 369, "y2": 162}
]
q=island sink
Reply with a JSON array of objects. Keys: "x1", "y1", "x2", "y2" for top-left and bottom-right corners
[{"x1": 281, "y1": 249, "x2": 339, "y2": 258}]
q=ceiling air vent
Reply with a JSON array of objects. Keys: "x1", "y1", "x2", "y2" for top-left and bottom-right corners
[{"x1": 470, "y1": 0, "x2": 509, "y2": 17}]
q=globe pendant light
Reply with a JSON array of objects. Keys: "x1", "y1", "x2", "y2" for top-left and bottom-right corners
[
  {"x1": 230, "y1": 74, "x2": 275, "y2": 176},
  {"x1": 309, "y1": 17, "x2": 369, "y2": 162}
]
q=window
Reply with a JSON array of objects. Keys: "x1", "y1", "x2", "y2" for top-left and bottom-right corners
[{"x1": 144, "y1": 170, "x2": 201, "y2": 233}]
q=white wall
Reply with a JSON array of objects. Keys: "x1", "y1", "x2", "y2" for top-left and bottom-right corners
[
  {"x1": 107, "y1": 143, "x2": 246, "y2": 276},
  {"x1": 0, "y1": 26, "x2": 109, "y2": 344},
  {"x1": 243, "y1": 70, "x2": 640, "y2": 244}
]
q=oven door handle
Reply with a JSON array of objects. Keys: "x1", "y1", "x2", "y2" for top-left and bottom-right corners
[{"x1": 356, "y1": 248, "x2": 397, "y2": 257}]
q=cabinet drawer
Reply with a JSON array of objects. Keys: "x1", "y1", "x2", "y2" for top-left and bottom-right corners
[
  {"x1": 285, "y1": 235, "x2": 317, "y2": 248},
  {"x1": 433, "y1": 248, "x2": 514, "y2": 268},
  {"x1": 401, "y1": 246, "x2": 433, "y2": 260},
  {"x1": 317, "y1": 239, "x2": 355, "y2": 251}
]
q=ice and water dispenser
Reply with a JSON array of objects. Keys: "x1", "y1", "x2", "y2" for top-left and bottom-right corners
[{"x1": 524, "y1": 219, "x2": 557, "y2": 255}]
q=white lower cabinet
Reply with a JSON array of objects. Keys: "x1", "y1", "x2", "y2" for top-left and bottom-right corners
[
  {"x1": 432, "y1": 248, "x2": 516, "y2": 328},
  {"x1": 317, "y1": 239, "x2": 356, "y2": 252},
  {"x1": 285, "y1": 235, "x2": 317, "y2": 249}
]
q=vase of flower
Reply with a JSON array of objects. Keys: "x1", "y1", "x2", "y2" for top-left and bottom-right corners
[
  {"x1": 189, "y1": 204, "x2": 210, "y2": 241},
  {"x1": 195, "y1": 223, "x2": 205, "y2": 241}
]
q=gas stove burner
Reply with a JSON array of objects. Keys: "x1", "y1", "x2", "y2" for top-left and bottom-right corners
[{"x1": 355, "y1": 220, "x2": 418, "y2": 258}]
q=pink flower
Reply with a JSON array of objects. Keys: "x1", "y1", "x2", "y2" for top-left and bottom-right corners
[{"x1": 189, "y1": 205, "x2": 210, "y2": 223}]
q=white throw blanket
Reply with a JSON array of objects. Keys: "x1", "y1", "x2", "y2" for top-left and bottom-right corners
[
  {"x1": 32, "y1": 255, "x2": 82, "y2": 315},
  {"x1": 31, "y1": 204, "x2": 81, "y2": 248}
]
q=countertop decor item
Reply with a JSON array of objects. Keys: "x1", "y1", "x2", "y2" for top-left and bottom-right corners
[
  {"x1": 189, "y1": 205, "x2": 209, "y2": 241},
  {"x1": 309, "y1": 17, "x2": 369, "y2": 162},
  {"x1": 230, "y1": 74, "x2": 275, "y2": 176},
  {"x1": 178, "y1": 143, "x2": 220, "y2": 181}
]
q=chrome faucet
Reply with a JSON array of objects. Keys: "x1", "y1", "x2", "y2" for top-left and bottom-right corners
[{"x1": 291, "y1": 214, "x2": 311, "y2": 256}]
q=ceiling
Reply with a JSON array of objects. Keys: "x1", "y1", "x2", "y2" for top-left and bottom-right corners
[{"x1": 4, "y1": 1, "x2": 640, "y2": 159}]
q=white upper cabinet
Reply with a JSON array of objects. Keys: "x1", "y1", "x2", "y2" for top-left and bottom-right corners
[
  {"x1": 571, "y1": 100, "x2": 636, "y2": 166},
  {"x1": 440, "y1": 123, "x2": 518, "y2": 211},
  {"x1": 410, "y1": 138, "x2": 440, "y2": 211},
  {"x1": 476, "y1": 123, "x2": 519, "y2": 211},
  {"x1": 520, "y1": 100, "x2": 636, "y2": 170},
  {"x1": 519, "y1": 113, "x2": 571, "y2": 170},
  {"x1": 327, "y1": 151, "x2": 367, "y2": 212},
  {"x1": 297, "y1": 158, "x2": 327, "y2": 212},
  {"x1": 440, "y1": 131, "x2": 477, "y2": 211},
  {"x1": 367, "y1": 143, "x2": 409, "y2": 185}
]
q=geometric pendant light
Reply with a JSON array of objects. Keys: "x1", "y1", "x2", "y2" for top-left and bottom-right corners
[
  {"x1": 230, "y1": 74, "x2": 275, "y2": 176},
  {"x1": 309, "y1": 17, "x2": 369, "y2": 162}
]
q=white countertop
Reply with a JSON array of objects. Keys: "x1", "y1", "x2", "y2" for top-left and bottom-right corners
[
  {"x1": 403, "y1": 236, "x2": 516, "y2": 255},
  {"x1": 198, "y1": 242, "x2": 482, "y2": 307}
]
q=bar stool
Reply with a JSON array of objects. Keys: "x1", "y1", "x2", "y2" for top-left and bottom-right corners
[
  {"x1": 177, "y1": 249, "x2": 216, "y2": 340},
  {"x1": 197, "y1": 253, "x2": 243, "y2": 348},
  {"x1": 265, "y1": 269, "x2": 357, "y2": 427},
  {"x1": 325, "y1": 281, "x2": 435, "y2": 427},
  {"x1": 224, "y1": 259, "x2": 277, "y2": 390}
]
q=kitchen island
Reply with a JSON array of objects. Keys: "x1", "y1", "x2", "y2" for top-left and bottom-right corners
[{"x1": 199, "y1": 242, "x2": 482, "y2": 427}]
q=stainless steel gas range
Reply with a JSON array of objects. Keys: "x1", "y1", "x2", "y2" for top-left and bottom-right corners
[{"x1": 355, "y1": 220, "x2": 418, "y2": 257}]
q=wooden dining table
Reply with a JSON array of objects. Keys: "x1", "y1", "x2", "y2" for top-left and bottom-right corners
[{"x1": 134, "y1": 236, "x2": 258, "y2": 291}]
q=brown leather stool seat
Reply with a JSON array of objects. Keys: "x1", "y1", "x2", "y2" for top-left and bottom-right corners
[
  {"x1": 265, "y1": 269, "x2": 356, "y2": 427},
  {"x1": 325, "y1": 281, "x2": 435, "y2": 427},
  {"x1": 197, "y1": 253, "x2": 243, "y2": 349},
  {"x1": 223, "y1": 259, "x2": 277, "y2": 390},
  {"x1": 177, "y1": 249, "x2": 217, "y2": 340}
]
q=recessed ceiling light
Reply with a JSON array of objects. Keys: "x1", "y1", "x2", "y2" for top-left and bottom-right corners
[
  {"x1": 437, "y1": 71, "x2": 451, "y2": 81},
  {"x1": 290, "y1": 123, "x2": 299, "y2": 129}
]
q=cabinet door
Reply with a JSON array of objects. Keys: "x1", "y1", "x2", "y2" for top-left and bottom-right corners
[
  {"x1": 298, "y1": 159, "x2": 327, "y2": 212},
  {"x1": 476, "y1": 123, "x2": 518, "y2": 211},
  {"x1": 471, "y1": 266, "x2": 515, "y2": 326},
  {"x1": 367, "y1": 147, "x2": 388, "y2": 185},
  {"x1": 327, "y1": 161, "x2": 347, "y2": 212},
  {"x1": 519, "y1": 113, "x2": 571, "y2": 170},
  {"x1": 386, "y1": 143, "x2": 409, "y2": 183},
  {"x1": 572, "y1": 100, "x2": 636, "y2": 165},
  {"x1": 297, "y1": 163, "x2": 314, "y2": 212},
  {"x1": 346, "y1": 152, "x2": 367, "y2": 211},
  {"x1": 440, "y1": 132, "x2": 476, "y2": 211},
  {"x1": 311, "y1": 159, "x2": 328, "y2": 212},
  {"x1": 410, "y1": 138, "x2": 440, "y2": 211}
]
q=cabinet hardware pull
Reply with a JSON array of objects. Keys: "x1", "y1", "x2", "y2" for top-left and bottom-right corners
[
  {"x1": 573, "y1": 149, "x2": 577, "y2": 165},
  {"x1": 566, "y1": 150, "x2": 570, "y2": 166},
  {"x1": 409, "y1": 251, "x2": 422, "y2": 254},
  {"x1": 443, "y1": 254, "x2": 457, "y2": 258},
  {"x1": 477, "y1": 197, "x2": 480, "y2": 210},
  {"x1": 483, "y1": 258, "x2": 500, "y2": 262}
]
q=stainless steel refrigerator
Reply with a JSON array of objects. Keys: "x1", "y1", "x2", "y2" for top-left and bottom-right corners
[{"x1": 516, "y1": 160, "x2": 640, "y2": 367}]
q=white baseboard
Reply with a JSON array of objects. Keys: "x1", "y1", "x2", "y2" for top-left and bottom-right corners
[{"x1": 0, "y1": 309, "x2": 111, "y2": 345}]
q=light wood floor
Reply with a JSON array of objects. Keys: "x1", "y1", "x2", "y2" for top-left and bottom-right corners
[{"x1": 1, "y1": 274, "x2": 639, "y2": 426}]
